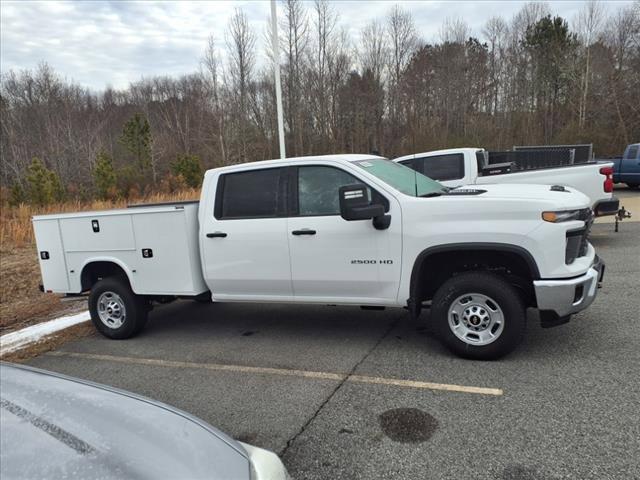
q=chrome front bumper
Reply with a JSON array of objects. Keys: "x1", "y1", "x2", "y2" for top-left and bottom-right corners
[{"x1": 534, "y1": 257, "x2": 605, "y2": 318}]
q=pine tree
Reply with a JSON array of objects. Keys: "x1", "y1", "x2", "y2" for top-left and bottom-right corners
[
  {"x1": 524, "y1": 16, "x2": 579, "y2": 142},
  {"x1": 48, "y1": 170, "x2": 66, "y2": 202},
  {"x1": 171, "y1": 154, "x2": 203, "y2": 188},
  {"x1": 120, "y1": 113, "x2": 152, "y2": 174},
  {"x1": 9, "y1": 182, "x2": 26, "y2": 206},
  {"x1": 93, "y1": 150, "x2": 118, "y2": 199},
  {"x1": 25, "y1": 158, "x2": 54, "y2": 206}
]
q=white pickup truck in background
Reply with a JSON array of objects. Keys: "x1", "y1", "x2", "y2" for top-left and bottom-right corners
[
  {"x1": 33, "y1": 155, "x2": 605, "y2": 360},
  {"x1": 394, "y1": 147, "x2": 619, "y2": 217}
]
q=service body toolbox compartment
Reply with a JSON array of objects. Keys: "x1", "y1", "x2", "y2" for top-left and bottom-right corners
[{"x1": 33, "y1": 202, "x2": 207, "y2": 296}]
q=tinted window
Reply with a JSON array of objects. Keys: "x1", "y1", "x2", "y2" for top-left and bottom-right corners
[
  {"x1": 626, "y1": 145, "x2": 638, "y2": 160},
  {"x1": 419, "y1": 154, "x2": 464, "y2": 181},
  {"x1": 297, "y1": 166, "x2": 365, "y2": 216},
  {"x1": 218, "y1": 168, "x2": 282, "y2": 219},
  {"x1": 476, "y1": 150, "x2": 486, "y2": 172}
]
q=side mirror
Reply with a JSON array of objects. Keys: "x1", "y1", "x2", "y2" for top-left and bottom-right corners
[{"x1": 339, "y1": 184, "x2": 390, "y2": 230}]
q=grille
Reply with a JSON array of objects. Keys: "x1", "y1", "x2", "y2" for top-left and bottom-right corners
[{"x1": 565, "y1": 208, "x2": 593, "y2": 264}]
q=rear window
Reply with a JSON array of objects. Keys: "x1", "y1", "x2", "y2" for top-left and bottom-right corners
[
  {"x1": 626, "y1": 145, "x2": 639, "y2": 160},
  {"x1": 216, "y1": 168, "x2": 283, "y2": 219},
  {"x1": 420, "y1": 154, "x2": 464, "y2": 181}
]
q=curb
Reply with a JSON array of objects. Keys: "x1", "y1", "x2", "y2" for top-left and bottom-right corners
[{"x1": 0, "y1": 311, "x2": 91, "y2": 356}]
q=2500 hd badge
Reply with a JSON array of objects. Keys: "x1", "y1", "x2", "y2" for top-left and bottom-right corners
[{"x1": 351, "y1": 259, "x2": 394, "y2": 264}]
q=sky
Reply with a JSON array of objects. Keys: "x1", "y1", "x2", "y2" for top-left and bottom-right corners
[{"x1": 0, "y1": 0, "x2": 633, "y2": 91}]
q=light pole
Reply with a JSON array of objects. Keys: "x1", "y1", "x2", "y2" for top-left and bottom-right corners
[{"x1": 270, "y1": 0, "x2": 286, "y2": 159}]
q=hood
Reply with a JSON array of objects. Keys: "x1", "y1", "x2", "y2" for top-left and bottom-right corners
[
  {"x1": 0, "y1": 363, "x2": 249, "y2": 480},
  {"x1": 451, "y1": 183, "x2": 591, "y2": 209}
]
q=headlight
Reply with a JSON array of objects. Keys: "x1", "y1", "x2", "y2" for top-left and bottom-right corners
[{"x1": 541, "y1": 209, "x2": 587, "y2": 223}]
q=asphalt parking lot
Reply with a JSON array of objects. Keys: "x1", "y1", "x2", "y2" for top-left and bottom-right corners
[{"x1": 27, "y1": 216, "x2": 640, "y2": 479}]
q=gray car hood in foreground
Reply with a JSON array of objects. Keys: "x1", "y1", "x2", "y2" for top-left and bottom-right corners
[{"x1": 0, "y1": 362, "x2": 249, "y2": 479}]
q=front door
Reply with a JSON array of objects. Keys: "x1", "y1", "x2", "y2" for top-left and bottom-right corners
[
  {"x1": 287, "y1": 165, "x2": 402, "y2": 304},
  {"x1": 201, "y1": 166, "x2": 293, "y2": 301}
]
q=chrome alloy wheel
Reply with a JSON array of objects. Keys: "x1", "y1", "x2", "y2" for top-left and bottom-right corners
[
  {"x1": 447, "y1": 293, "x2": 504, "y2": 346},
  {"x1": 97, "y1": 291, "x2": 126, "y2": 329}
]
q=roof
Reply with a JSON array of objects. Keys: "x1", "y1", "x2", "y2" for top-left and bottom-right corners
[
  {"x1": 207, "y1": 154, "x2": 386, "y2": 175},
  {"x1": 394, "y1": 148, "x2": 481, "y2": 162}
]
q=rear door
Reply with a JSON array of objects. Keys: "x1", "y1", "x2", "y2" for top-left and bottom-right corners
[
  {"x1": 200, "y1": 167, "x2": 293, "y2": 301},
  {"x1": 286, "y1": 164, "x2": 402, "y2": 304},
  {"x1": 33, "y1": 218, "x2": 69, "y2": 292},
  {"x1": 622, "y1": 144, "x2": 640, "y2": 185}
]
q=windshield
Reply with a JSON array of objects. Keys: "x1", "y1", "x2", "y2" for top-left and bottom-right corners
[{"x1": 354, "y1": 158, "x2": 446, "y2": 197}]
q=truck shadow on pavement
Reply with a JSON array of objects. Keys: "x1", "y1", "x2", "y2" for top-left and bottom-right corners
[{"x1": 104, "y1": 299, "x2": 597, "y2": 364}]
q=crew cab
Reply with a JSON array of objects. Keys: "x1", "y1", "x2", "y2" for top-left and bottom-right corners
[
  {"x1": 394, "y1": 148, "x2": 619, "y2": 217},
  {"x1": 33, "y1": 155, "x2": 605, "y2": 360}
]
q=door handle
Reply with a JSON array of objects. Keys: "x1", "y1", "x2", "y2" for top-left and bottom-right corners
[
  {"x1": 291, "y1": 229, "x2": 316, "y2": 236},
  {"x1": 206, "y1": 232, "x2": 227, "y2": 238}
]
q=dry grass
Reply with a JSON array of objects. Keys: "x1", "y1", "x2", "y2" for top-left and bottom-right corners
[
  {"x1": 1, "y1": 189, "x2": 200, "y2": 248},
  {"x1": 0, "y1": 189, "x2": 199, "y2": 334}
]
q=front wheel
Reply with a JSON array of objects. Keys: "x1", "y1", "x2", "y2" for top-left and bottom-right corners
[
  {"x1": 626, "y1": 183, "x2": 639, "y2": 190},
  {"x1": 431, "y1": 272, "x2": 526, "y2": 360},
  {"x1": 88, "y1": 276, "x2": 148, "y2": 339}
]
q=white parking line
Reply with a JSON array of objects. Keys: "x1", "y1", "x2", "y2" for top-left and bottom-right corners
[{"x1": 46, "y1": 351, "x2": 503, "y2": 396}]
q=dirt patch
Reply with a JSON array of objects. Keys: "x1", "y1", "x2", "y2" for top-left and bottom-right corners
[
  {"x1": 0, "y1": 245, "x2": 85, "y2": 334},
  {"x1": 1, "y1": 322, "x2": 94, "y2": 363}
]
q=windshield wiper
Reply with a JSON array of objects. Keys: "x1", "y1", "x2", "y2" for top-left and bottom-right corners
[{"x1": 419, "y1": 191, "x2": 442, "y2": 197}]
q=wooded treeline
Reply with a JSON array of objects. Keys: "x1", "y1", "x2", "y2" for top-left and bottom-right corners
[{"x1": 1, "y1": 0, "x2": 639, "y2": 202}]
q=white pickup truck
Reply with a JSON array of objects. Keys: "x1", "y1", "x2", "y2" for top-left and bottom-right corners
[
  {"x1": 394, "y1": 148, "x2": 619, "y2": 217},
  {"x1": 33, "y1": 155, "x2": 605, "y2": 359}
]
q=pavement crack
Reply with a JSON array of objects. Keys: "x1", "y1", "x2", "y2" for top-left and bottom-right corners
[{"x1": 279, "y1": 312, "x2": 403, "y2": 457}]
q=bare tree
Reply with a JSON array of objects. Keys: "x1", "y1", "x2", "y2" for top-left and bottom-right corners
[
  {"x1": 310, "y1": 0, "x2": 338, "y2": 147},
  {"x1": 386, "y1": 5, "x2": 417, "y2": 87},
  {"x1": 575, "y1": 0, "x2": 604, "y2": 129},
  {"x1": 201, "y1": 35, "x2": 227, "y2": 164},
  {"x1": 226, "y1": 8, "x2": 256, "y2": 161},
  {"x1": 385, "y1": 4, "x2": 417, "y2": 150},
  {"x1": 600, "y1": 4, "x2": 640, "y2": 143},
  {"x1": 359, "y1": 19, "x2": 387, "y2": 82},
  {"x1": 483, "y1": 16, "x2": 508, "y2": 116},
  {"x1": 439, "y1": 17, "x2": 470, "y2": 44},
  {"x1": 281, "y1": 0, "x2": 309, "y2": 155},
  {"x1": 2, "y1": 2, "x2": 639, "y2": 198}
]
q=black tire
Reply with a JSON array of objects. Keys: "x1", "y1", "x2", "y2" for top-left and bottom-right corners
[
  {"x1": 626, "y1": 183, "x2": 639, "y2": 190},
  {"x1": 431, "y1": 272, "x2": 526, "y2": 360},
  {"x1": 88, "y1": 276, "x2": 148, "y2": 339}
]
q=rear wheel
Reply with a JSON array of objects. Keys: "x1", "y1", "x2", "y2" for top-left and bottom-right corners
[
  {"x1": 431, "y1": 272, "x2": 526, "y2": 360},
  {"x1": 88, "y1": 276, "x2": 148, "y2": 339}
]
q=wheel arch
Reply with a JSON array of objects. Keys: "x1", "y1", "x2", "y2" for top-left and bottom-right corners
[
  {"x1": 409, "y1": 243, "x2": 540, "y2": 313},
  {"x1": 80, "y1": 258, "x2": 135, "y2": 293}
]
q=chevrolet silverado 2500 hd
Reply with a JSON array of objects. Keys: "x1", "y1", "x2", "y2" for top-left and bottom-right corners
[
  {"x1": 33, "y1": 155, "x2": 605, "y2": 359},
  {"x1": 394, "y1": 148, "x2": 619, "y2": 216}
]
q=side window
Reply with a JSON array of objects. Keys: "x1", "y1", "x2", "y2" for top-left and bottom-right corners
[
  {"x1": 297, "y1": 166, "x2": 365, "y2": 216},
  {"x1": 476, "y1": 150, "x2": 486, "y2": 172},
  {"x1": 398, "y1": 158, "x2": 423, "y2": 173},
  {"x1": 421, "y1": 154, "x2": 465, "y2": 181},
  {"x1": 296, "y1": 166, "x2": 389, "y2": 216},
  {"x1": 626, "y1": 145, "x2": 638, "y2": 160},
  {"x1": 216, "y1": 168, "x2": 283, "y2": 219}
]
